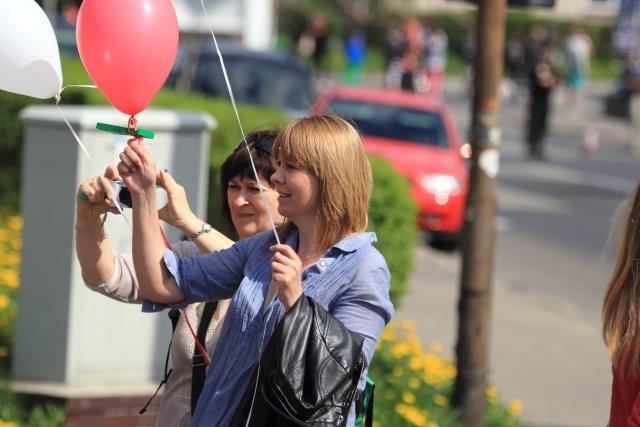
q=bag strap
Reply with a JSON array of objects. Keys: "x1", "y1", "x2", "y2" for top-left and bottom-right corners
[
  {"x1": 354, "y1": 377, "x2": 375, "y2": 427},
  {"x1": 364, "y1": 381, "x2": 374, "y2": 427},
  {"x1": 139, "y1": 308, "x2": 181, "y2": 414},
  {"x1": 191, "y1": 301, "x2": 218, "y2": 416}
]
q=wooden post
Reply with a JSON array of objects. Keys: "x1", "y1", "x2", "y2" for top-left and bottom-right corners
[{"x1": 452, "y1": 0, "x2": 505, "y2": 425}]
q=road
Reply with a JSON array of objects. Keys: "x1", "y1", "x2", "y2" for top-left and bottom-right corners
[
  {"x1": 451, "y1": 83, "x2": 636, "y2": 317},
  {"x1": 394, "y1": 81, "x2": 638, "y2": 426}
]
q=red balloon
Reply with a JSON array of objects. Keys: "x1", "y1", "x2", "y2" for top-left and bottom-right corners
[{"x1": 76, "y1": 0, "x2": 179, "y2": 116}]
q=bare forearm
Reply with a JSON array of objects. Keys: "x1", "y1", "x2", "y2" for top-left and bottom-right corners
[
  {"x1": 132, "y1": 191, "x2": 183, "y2": 303},
  {"x1": 75, "y1": 211, "x2": 116, "y2": 285}
]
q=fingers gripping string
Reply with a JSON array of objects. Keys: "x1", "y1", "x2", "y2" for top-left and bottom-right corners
[
  {"x1": 198, "y1": 0, "x2": 280, "y2": 245},
  {"x1": 55, "y1": 84, "x2": 98, "y2": 160}
]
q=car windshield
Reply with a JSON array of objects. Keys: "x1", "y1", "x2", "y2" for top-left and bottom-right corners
[
  {"x1": 190, "y1": 54, "x2": 312, "y2": 112},
  {"x1": 328, "y1": 99, "x2": 449, "y2": 148}
]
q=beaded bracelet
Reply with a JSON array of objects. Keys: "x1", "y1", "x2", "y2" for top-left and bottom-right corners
[{"x1": 75, "y1": 212, "x2": 108, "y2": 239}]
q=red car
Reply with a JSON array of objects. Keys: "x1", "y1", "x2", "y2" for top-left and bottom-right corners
[{"x1": 310, "y1": 86, "x2": 469, "y2": 248}]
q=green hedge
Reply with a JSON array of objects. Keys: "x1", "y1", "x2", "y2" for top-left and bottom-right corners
[{"x1": 368, "y1": 155, "x2": 418, "y2": 309}]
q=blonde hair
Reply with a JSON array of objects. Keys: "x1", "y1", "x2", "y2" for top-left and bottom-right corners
[
  {"x1": 273, "y1": 115, "x2": 372, "y2": 251},
  {"x1": 603, "y1": 181, "x2": 640, "y2": 379}
]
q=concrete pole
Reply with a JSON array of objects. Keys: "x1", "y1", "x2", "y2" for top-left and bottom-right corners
[{"x1": 452, "y1": 0, "x2": 505, "y2": 425}]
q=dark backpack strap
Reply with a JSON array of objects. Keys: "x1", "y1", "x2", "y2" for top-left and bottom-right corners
[
  {"x1": 191, "y1": 301, "x2": 218, "y2": 416},
  {"x1": 354, "y1": 377, "x2": 375, "y2": 427},
  {"x1": 364, "y1": 382, "x2": 374, "y2": 427},
  {"x1": 139, "y1": 309, "x2": 181, "y2": 414}
]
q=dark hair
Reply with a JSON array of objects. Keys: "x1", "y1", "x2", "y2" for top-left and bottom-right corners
[{"x1": 220, "y1": 130, "x2": 279, "y2": 233}]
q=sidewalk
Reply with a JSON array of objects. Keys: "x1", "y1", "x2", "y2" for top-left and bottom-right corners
[
  {"x1": 392, "y1": 79, "x2": 617, "y2": 426},
  {"x1": 394, "y1": 244, "x2": 611, "y2": 427}
]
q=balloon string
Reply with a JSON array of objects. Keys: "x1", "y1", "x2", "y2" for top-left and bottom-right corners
[
  {"x1": 54, "y1": 84, "x2": 98, "y2": 161},
  {"x1": 198, "y1": 0, "x2": 280, "y2": 246}
]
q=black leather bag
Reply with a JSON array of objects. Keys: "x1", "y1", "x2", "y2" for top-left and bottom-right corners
[{"x1": 230, "y1": 295, "x2": 365, "y2": 427}]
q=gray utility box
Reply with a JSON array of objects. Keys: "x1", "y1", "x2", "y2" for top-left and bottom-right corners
[{"x1": 12, "y1": 106, "x2": 215, "y2": 398}]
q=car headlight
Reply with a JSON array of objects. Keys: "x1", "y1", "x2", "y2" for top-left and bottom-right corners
[{"x1": 418, "y1": 174, "x2": 461, "y2": 204}]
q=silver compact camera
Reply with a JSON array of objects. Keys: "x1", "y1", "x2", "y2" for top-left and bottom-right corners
[{"x1": 109, "y1": 178, "x2": 132, "y2": 208}]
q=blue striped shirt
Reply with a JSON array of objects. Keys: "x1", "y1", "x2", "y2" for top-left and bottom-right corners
[{"x1": 144, "y1": 229, "x2": 393, "y2": 426}]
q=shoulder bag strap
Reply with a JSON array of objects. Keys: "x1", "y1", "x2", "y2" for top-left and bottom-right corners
[{"x1": 191, "y1": 301, "x2": 218, "y2": 416}]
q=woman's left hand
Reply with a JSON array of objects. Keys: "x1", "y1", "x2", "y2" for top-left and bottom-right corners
[
  {"x1": 270, "y1": 244, "x2": 303, "y2": 311},
  {"x1": 117, "y1": 138, "x2": 156, "y2": 196}
]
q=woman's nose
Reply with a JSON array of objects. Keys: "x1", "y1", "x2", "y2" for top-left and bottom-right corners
[
  {"x1": 232, "y1": 191, "x2": 249, "y2": 206},
  {"x1": 271, "y1": 168, "x2": 282, "y2": 184}
]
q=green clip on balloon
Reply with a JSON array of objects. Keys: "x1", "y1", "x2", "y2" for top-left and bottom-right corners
[{"x1": 96, "y1": 123, "x2": 155, "y2": 139}]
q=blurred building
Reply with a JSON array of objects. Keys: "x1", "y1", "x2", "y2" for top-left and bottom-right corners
[{"x1": 414, "y1": 0, "x2": 619, "y2": 18}]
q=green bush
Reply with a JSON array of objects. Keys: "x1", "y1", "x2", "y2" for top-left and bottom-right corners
[
  {"x1": 0, "y1": 213, "x2": 69, "y2": 427},
  {"x1": 367, "y1": 155, "x2": 418, "y2": 309}
]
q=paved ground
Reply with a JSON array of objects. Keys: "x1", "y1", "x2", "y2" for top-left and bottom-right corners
[
  {"x1": 393, "y1": 78, "x2": 623, "y2": 427},
  {"x1": 395, "y1": 244, "x2": 611, "y2": 427}
]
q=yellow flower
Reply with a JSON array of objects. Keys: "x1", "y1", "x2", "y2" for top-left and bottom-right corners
[
  {"x1": 430, "y1": 341, "x2": 443, "y2": 354},
  {"x1": 391, "y1": 341, "x2": 412, "y2": 358},
  {"x1": 0, "y1": 294, "x2": 9, "y2": 309},
  {"x1": 434, "y1": 395, "x2": 449, "y2": 406},
  {"x1": 380, "y1": 325, "x2": 396, "y2": 343},
  {"x1": 486, "y1": 385, "x2": 499, "y2": 404},
  {"x1": 402, "y1": 392, "x2": 416, "y2": 404},
  {"x1": 427, "y1": 423, "x2": 439, "y2": 427},
  {"x1": 0, "y1": 270, "x2": 19, "y2": 288},
  {"x1": 421, "y1": 353, "x2": 456, "y2": 385},
  {"x1": 7, "y1": 216, "x2": 23, "y2": 231},
  {"x1": 396, "y1": 403, "x2": 428, "y2": 426},
  {"x1": 10, "y1": 237, "x2": 21, "y2": 251},
  {"x1": 408, "y1": 377, "x2": 421, "y2": 389},
  {"x1": 508, "y1": 399, "x2": 523, "y2": 416},
  {"x1": 4, "y1": 252, "x2": 20, "y2": 266},
  {"x1": 409, "y1": 356, "x2": 423, "y2": 371}
]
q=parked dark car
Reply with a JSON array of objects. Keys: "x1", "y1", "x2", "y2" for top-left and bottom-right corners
[{"x1": 165, "y1": 42, "x2": 315, "y2": 117}]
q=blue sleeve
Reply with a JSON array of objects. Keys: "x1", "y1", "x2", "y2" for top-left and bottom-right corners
[{"x1": 141, "y1": 243, "x2": 248, "y2": 313}]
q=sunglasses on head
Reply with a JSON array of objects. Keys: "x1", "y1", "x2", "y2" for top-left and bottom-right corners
[{"x1": 235, "y1": 135, "x2": 275, "y2": 155}]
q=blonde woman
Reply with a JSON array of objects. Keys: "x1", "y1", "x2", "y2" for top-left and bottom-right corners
[{"x1": 116, "y1": 115, "x2": 394, "y2": 426}]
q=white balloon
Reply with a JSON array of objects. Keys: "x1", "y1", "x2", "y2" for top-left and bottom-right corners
[{"x1": 0, "y1": 0, "x2": 62, "y2": 99}]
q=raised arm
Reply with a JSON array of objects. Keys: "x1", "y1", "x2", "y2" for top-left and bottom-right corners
[
  {"x1": 156, "y1": 170, "x2": 233, "y2": 253},
  {"x1": 75, "y1": 166, "x2": 119, "y2": 285},
  {"x1": 118, "y1": 138, "x2": 184, "y2": 304}
]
